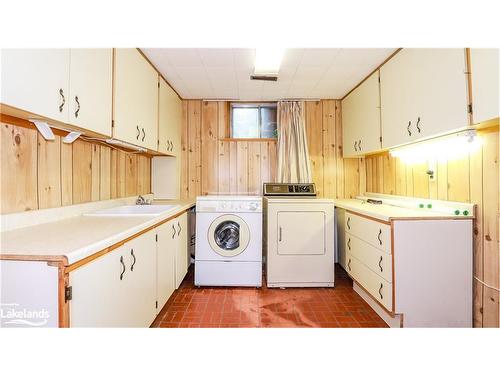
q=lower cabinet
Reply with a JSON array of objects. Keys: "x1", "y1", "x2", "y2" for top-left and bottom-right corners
[
  {"x1": 70, "y1": 230, "x2": 156, "y2": 327},
  {"x1": 70, "y1": 211, "x2": 190, "y2": 327},
  {"x1": 337, "y1": 208, "x2": 473, "y2": 327}
]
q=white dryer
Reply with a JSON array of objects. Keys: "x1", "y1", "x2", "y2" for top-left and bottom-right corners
[
  {"x1": 263, "y1": 183, "x2": 335, "y2": 288},
  {"x1": 195, "y1": 196, "x2": 262, "y2": 287}
]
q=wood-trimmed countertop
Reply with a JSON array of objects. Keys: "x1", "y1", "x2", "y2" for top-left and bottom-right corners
[{"x1": 0, "y1": 199, "x2": 195, "y2": 265}]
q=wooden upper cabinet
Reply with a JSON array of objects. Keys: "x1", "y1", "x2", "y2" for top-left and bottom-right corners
[
  {"x1": 470, "y1": 48, "x2": 499, "y2": 124},
  {"x1": 1, "y1": 49, "x2": 70, "y2": 122},
  {"x1": 380, "y1": 49, "x2": 469, "y2": 149},
  {"x1": 68, "y1": 49, "x2": 113, "y2": 136},
  {"x1": 158, "y1": 78, "x2": 182, "y2": 156},
  {"x1": 114, "y1": 49, "x2": 159, "y2": 150},
  {"x1": 342, "y1": 71, "x2": 381, "y2": 157}
]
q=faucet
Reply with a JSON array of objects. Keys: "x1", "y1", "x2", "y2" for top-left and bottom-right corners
[{"x1": 136, "y1": 195, "x2": 150, "y2": 205}]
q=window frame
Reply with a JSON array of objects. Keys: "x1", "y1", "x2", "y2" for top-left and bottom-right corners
[{"x1": 230, "y1": 102, "x2": 277, "y2": 139}]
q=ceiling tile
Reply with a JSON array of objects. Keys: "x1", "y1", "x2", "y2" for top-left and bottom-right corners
[{"x1": 198, "y1": 48, "x2": 235, "y2": 67}]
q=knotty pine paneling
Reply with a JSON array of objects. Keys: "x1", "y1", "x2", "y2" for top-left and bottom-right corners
[
  {"x1": 0, "y1": 118, "x2": 152, "y2": 214},
  {"x1": 365, "y1": 128, "x2": 499, "y2": 328},
  {"x1": 181, "y1": 99, "x2": 364, "y2": 200}
]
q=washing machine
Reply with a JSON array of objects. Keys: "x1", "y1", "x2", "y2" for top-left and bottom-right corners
[{"x1": 195, "y1": 195, "x2": 262, "y2": 287}]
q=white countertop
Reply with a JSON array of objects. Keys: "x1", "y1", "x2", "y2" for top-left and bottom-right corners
[
  {"x1": 0, "y1": 199, "x2": 195, "y2": 265},
  {"x1": 334, "y1": 199, "x2": 473, "y2": 222}
]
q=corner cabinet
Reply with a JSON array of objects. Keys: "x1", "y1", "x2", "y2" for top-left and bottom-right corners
[
  {"x1": 1, "y1": 49, "x2": 113, "y2": 136},
  {"x1": 380, "y1": 49, "x2": 469, "y2": 149},
  {"x1": 470, "y1": 48, "x2": 499, "y2": 124},
  {"x1": 114, "y1": 49, "x2": 159, "y2": 150},
  {"x1": 342, "y1": 71, "x2": 382, "y2": 157},
  {"x1": 158, "y1": 78, "x2": 182, "y2": 156}
]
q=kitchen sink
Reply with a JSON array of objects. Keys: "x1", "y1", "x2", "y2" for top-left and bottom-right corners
[{"x1": 85, "y1": 205, "x2": 180, "y2": 217}]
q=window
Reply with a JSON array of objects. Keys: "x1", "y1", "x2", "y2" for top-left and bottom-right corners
[{"x1": 231, "y1": 103, "x2": 277, "y2": 139}]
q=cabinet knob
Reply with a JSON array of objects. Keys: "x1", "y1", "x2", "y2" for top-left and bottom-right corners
[{"x1": 59, "y1": 88, "x2": 65, "y2": 113}]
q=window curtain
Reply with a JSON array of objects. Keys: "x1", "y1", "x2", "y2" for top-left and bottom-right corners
[{"x1": 276, "y1": 101, "x2": 312, "y2": 183}]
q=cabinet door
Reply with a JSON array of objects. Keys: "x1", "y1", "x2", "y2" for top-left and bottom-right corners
[
  {"x1": 114, "y1": 49, "x2": 159, "y2": 150},
  {"x1": 70, "y1": 245, "x2": 131, "y2": 327},
  {"x1": 380, "y1": 49, "x2": 468, "y2": 149},
  {"x1": 1, "y1": 49, "x2": 70, "y2": 122},
  {"x1": 342, "y1": 71, "x2": 381, "y2": 157},
  {"x1": 122, "y1": 230, "x2": 157, "y2": 326},
  {"x1": 68, "y1": 49, "x2": 113, "y2": 136},
  {"x1": 157, "y1": 220, "x2": 176, "y2": 311},
  {"x1": 158, "y1": 78, "x2": 182, "y2": 156},
  {"x1": 470, "y1": 48, "x2": 499, "y2": 124},
  {"x1": 175, "y1": 213, "x2": 189, "y2": 288},
  {"x1": 277, "y1": 211, "x2": 325, "y2": 255}
]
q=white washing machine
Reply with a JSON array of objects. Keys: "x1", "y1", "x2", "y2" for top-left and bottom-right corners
[{"x1": 195, "y1": 196, "x2": 262, "y2": 287}]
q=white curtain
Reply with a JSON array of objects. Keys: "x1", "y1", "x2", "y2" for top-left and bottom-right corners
[{"x1": 276, "y1": 101, "x2": 312, "y2": 183}]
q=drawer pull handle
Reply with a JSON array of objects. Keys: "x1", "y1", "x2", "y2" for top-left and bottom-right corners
[
  {"x1": 379, "y1": 256, "x2": 383, "y2": 272},
  {"x1": 130, "y1": 249, "x2": 136, "y2": 272},
  {"x1": 59, "y1": 88, "x2": 66, "y2": 112},
  {"x1": 119, "y1": 256, "x2": 126, "y2": 280},
  {"x1": 347, "y1": 217, "x2": 351, "y2": 230},
  {"x1": 172, "y1": 224, "x2": 176, "y2": 239},
  {"x1": 358, "y1": 139, "x2": 362, "y2": 151},
  {"x1": 136, "y1": 125, "x2": 140, "y2": 140},
  {"x1": 407, "y1": 120, "x2": 412, "y2": 136},
  {"x1": 378, "y1": 229, "x2": 382, "y2": 245},
  {"x1": 416, "y1": 116, "x2": 421, "y2": 133},
  {"x1": 141, "y1": 128, "x2": 146, "y2": 142},
  {"x1": 379, "y1": 283, "x2": 383, "y2": 299},
  {"x1": 75, "y1": 95, "x2": 80, "y2": 118},
  {"x1": 279, "y1": 226, "x2": 282, "y2": 242},
  {"x1": 354, "y1": 141, "x2": 358, "y2": 152},
  {"x1": 177, "y1": 222, "x2": 181, "y2": 236},
  {"x1": 348, "y1": 258, "x2": 351, "y2": 272},
  {"x1": 347, "y1": 237, "x2": 351, "y2": 250}
]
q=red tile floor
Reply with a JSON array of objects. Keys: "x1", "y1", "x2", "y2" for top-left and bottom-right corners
[{"x1": 151, "y1": 264, "x2": 388, "y2": 328}]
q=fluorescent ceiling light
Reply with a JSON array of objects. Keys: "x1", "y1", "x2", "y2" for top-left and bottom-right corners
[
  {"x1": 254, "y1": 48, "x2": 285, "y2": 75},
  {"x1": 30, "y1": 119, "x2": 55, "y2": 140}
]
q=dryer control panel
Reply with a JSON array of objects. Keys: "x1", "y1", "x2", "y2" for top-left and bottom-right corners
[{"x1": 263, "y1": 183, "x2": 316, "y2": 196}]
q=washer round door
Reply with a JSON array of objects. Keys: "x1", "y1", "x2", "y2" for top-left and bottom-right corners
[{"x1": 208, "y1": 214, "x2": 250, "y2": 257}]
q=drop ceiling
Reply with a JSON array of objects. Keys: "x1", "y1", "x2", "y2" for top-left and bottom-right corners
[{"x1": 141, "y1": 48, "x2": 397, "y2": 100}]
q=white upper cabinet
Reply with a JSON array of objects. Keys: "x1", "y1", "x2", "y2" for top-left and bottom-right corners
[
  {"x1": 1, "y1": 49, "x2": 70, "y2": 122},
  {"x1": 342, "y1": 71, "x2": 381, "y2": 157},
  {"x1": 380, "y1": 49, "x2": 469, "y2": 149},
  {"x1": 470, "y1": 48, "x2": 499, "y2": 124},
  {"x1": 158, "y1": 77, "x2": 182, "y2": 156},
  {"x1": 114, "y1": 48, "x2": 159, "y2": 150},
  {"x1": 68, "y1": 49, "x2": 113, "y2": 136}
]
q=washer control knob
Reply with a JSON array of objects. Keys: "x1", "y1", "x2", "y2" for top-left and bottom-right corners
[{"x1": 249, "y1": 202, "x2": 258, "y2": 211}]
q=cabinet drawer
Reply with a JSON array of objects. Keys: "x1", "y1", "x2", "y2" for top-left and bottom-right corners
[
  {"x1": 345, "y1": 212, "x2": 391, "y2": 253},
  {"x1": 346, "y1": 255, "x2": 393, "y2": 311},
  {"x1": 346, "y1": 233, "x2": 392, "y2": 282}
]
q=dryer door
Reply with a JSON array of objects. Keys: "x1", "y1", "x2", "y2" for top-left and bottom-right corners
[{"x1": 208, "y1": 214, "x2": 250, "y2": 257}]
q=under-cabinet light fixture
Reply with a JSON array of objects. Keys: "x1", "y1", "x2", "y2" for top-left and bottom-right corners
[
  {"x1": 62, "y1": 131, "x2": 81, "y2": 144},
  {"x1": 254, "y1": 48, "x2": 285, "y2": 76},
  {"x1": 105, "y1": 139, "x2": 147, "y2": 152},
  {"x1": 30, "y1": 119, "x2": 55, "y2": 141},
  {"x1": 389, "y1": 130, "x2": 481, "y2": 164}
]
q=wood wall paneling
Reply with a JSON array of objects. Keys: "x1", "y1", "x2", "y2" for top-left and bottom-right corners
[{"x1": 1, "y1": 118, "x2": 151, "y2": 214}]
